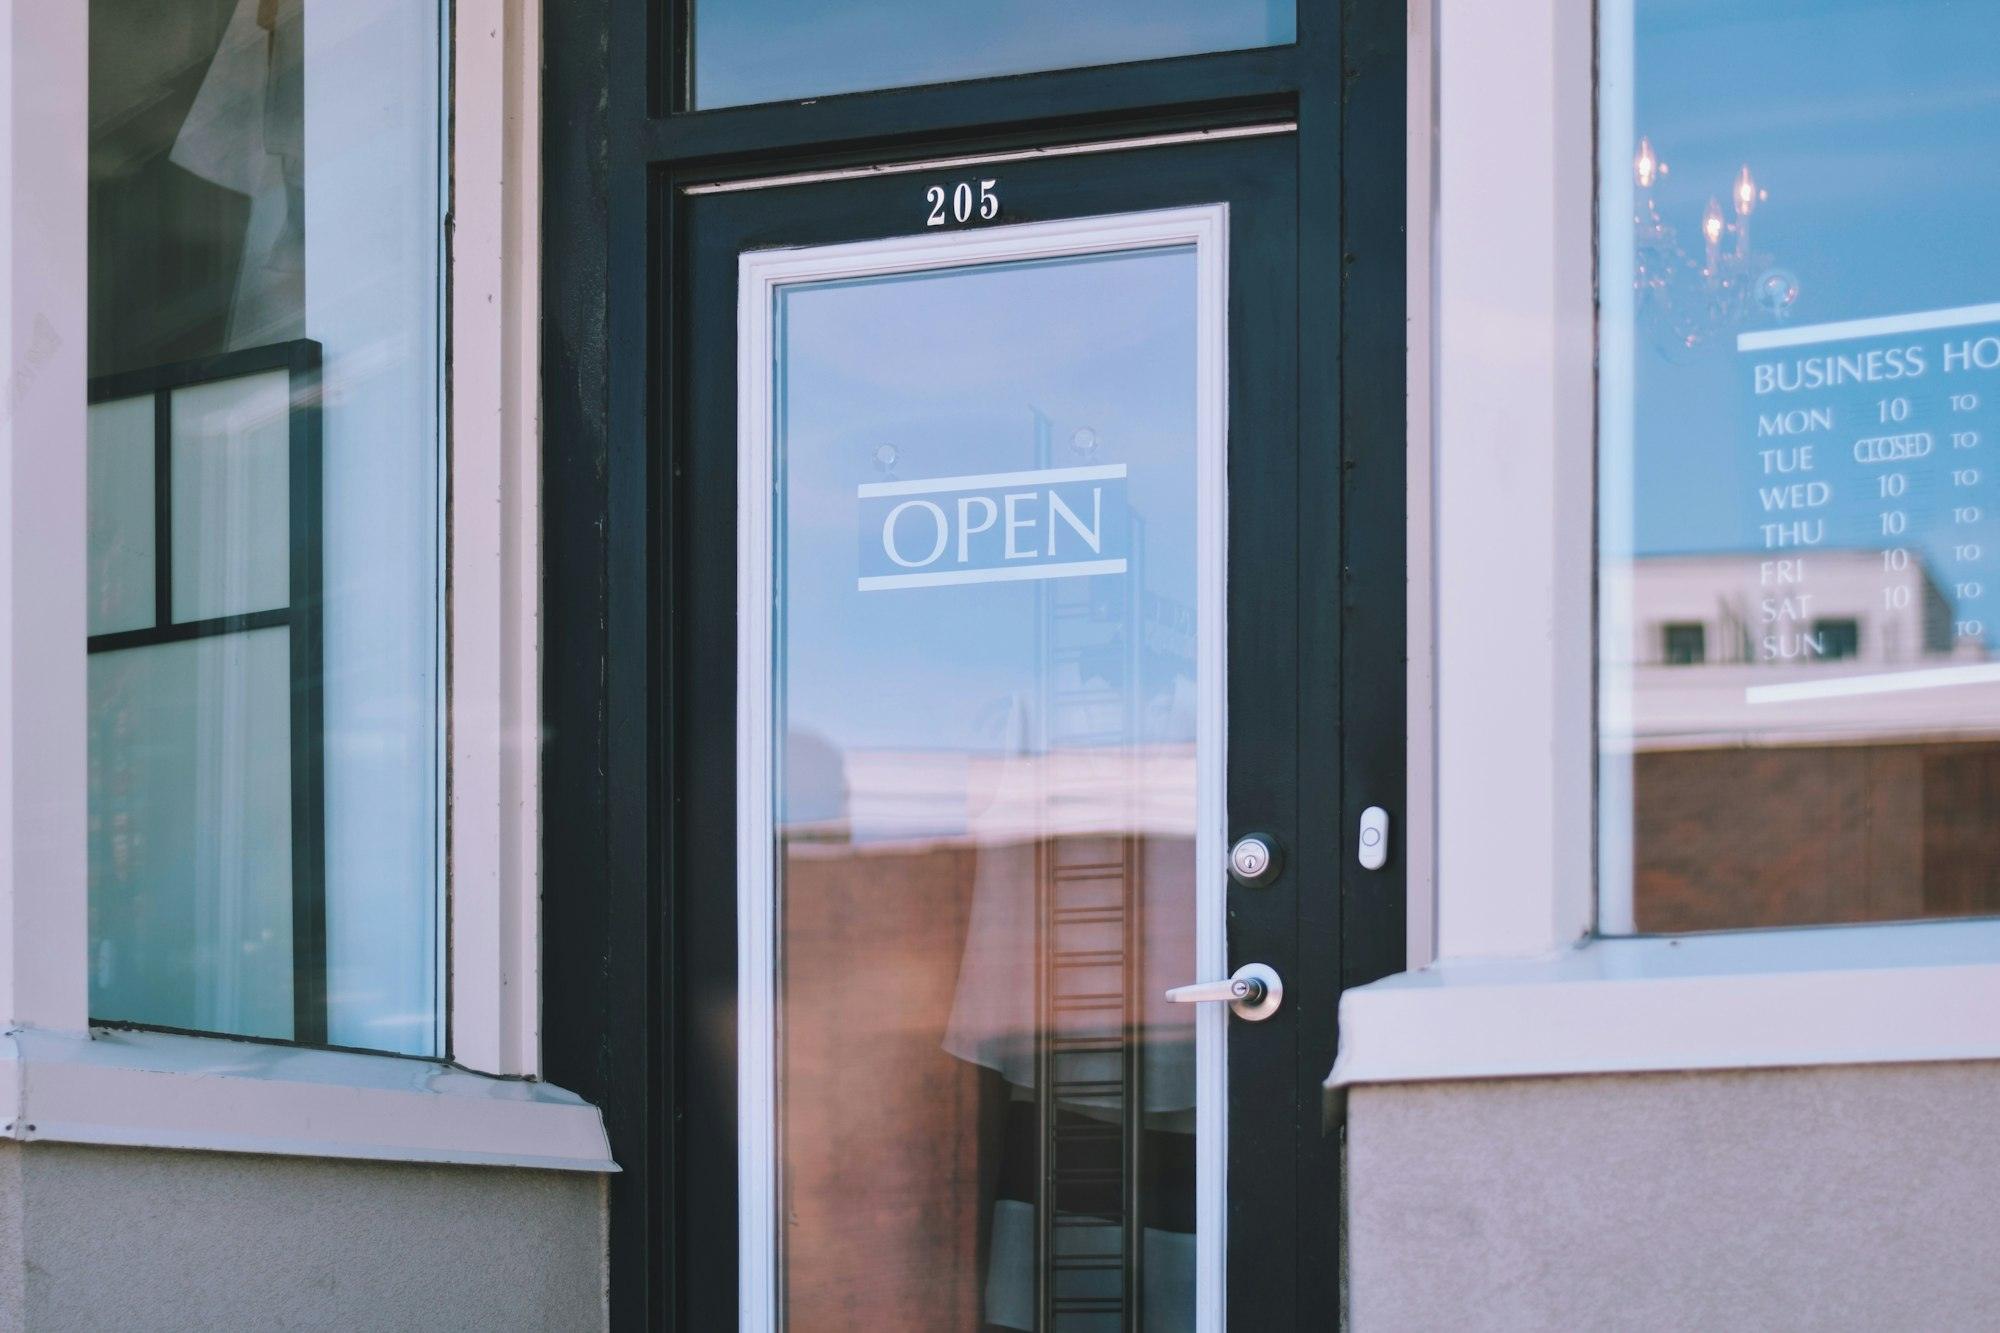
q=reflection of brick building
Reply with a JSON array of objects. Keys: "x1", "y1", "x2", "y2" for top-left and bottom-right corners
[
  {"x1": 780, "y1": 747, "x2": 1197, "y2": 1327},
  {"x1": 1610, "y1": 552, "x2": 2000, "y2": 931},
  {"x1": 1630, "y1": 743, "x2": 2000, "y2": 930}
]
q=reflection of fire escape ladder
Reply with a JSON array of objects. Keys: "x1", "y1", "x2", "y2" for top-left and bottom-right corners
[{"x1": 1032, "y1": 408, "x2": 1147, "y2": 1329}]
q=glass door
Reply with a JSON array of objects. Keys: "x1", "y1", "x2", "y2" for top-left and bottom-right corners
[
  {"x1": 742, "y1": 215, "x2": 1222, "y2": 1330},
  {"x1": 676, "y1": 132, "x2": 1314, "y2": 1330}
]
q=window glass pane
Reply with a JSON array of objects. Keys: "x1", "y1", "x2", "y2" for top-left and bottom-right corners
[
  {"x1": 172, "y1": 371, "x2": 291, "y2": 623},
  {"x1": 87, "y1": 0, "x2": 442, "y2": 1053},
  {"x1": 690, "y1": 0, "x2": 1295, "y2": 110},
  {"x1": 86, "y1": 397, "x2": 155, "y2": 637},
  {"x1": 769, "y1": 248, "x2": 1202, "y2": 1325},
  {"x1": 1599, "y1": 0, "x2": 2000, "y2": 932},
  {"x1": 89, "y1": 630, "x2": 295, "y2": 1038}
]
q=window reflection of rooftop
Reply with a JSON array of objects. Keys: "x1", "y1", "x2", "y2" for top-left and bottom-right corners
[
  {"x1": 1609, "y1": 550, "x2": 2000, "y2": 748},
  {"x1": 1615, "y1": 549, "x2": 1961, "y2": 670}
]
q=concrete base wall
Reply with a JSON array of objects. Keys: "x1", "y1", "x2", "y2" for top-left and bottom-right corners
[
  {"x1": 0, "y1": 1143, "x2": 605, "y2": 1331},
  {"x1": 1346, "y1": 1061, "x2": 2000, "y2": 1331}
]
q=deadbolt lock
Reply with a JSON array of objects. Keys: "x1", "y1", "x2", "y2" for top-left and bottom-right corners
[{"x1": 1228, "y1": 833, "x2": 1283, "y2": 887}]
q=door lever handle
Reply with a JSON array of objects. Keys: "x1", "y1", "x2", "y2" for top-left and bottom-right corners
[
  {"x1": 1165, "y1": 977, "x2": 1260, "y2": 1006},
  {"x1": 1165, "y1": 962, "x2": 1283, "y2": 1021}
]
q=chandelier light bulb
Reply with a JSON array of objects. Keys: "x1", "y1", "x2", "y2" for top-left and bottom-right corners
[
  {"x1": 1734, "y1": 164, "x2": 1758, "y2": 217},
  {"x1": 1632, "y1": 140, "x2": 1791, "y2": 348},
  {"x1": 1634, "y1": 137, "x2": 1658, "y2": 189}
]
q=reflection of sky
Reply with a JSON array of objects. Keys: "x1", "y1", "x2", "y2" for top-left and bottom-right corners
[
  {"x1": 691, "y1": 0, "x2": 1292, "y2": 108},
  {"x1": 1619, "y1": 0, "x2": 2000, "y2": 586},
  {"x1": 778, "y1": 248, "x2": 1198, "y2": 779}
]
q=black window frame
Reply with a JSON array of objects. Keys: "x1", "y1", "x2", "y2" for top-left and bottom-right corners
[
  {"x1": 85, "y1": 338, "x2": 327, "y2": 1046},
  {"x1": 541, "y1": 1, "x2": 1407, "y2": 1325}
]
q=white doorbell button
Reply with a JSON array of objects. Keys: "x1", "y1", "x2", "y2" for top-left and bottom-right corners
[{"x1": 1358, "y1": 806, "x2": 1391, "y2": 871}]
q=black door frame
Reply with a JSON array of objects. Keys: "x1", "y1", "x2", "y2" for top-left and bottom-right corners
[
  {"x1": 540, "y1": 2, "x2": 1407, "y2": 1326},
  {"x1": 683, "y1": 137, "x2": 1298, "y2": 1329}
]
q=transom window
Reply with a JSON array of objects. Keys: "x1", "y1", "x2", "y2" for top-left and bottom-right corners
[{"x1": 687, "y1": 0, "x2": 1297, "y2": 109}]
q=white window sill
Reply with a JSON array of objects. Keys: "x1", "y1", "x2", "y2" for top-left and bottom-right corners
[
  {"x1": 1327, "y1": 917, "x2": 2000, "y2": 1096},
  {"x1": 0, "y1": 1026, "x2": 616, "y2": 1172}
]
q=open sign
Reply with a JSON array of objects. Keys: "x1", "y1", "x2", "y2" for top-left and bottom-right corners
[{"x1": 856, "y1": 464, "x2": 1130, "y2": 591}]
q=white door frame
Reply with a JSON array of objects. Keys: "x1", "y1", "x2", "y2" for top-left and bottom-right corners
[{"x1": 734, "y1": 204, "x2": 1232, "y2": 1330}]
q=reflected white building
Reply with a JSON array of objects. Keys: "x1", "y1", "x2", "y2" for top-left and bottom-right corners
[
  {"x1": 1607, "y1": 550, "x2": 2000, "y2": 751},
  {"x1": 1615, "y1": 548, "x2": 1956, "y2": 670}
]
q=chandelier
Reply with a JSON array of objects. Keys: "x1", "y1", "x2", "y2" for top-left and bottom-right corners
[{"x1": 1630, "y1": 137, "x2": 1797, "y2": 352}]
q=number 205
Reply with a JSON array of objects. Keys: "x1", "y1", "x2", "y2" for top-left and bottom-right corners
[{"x1": 926, "y1": 179, "x2": 999, "y2": 226}]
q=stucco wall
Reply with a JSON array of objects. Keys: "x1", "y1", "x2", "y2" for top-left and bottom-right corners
[
  {"x1": 1346, "y1": 1061, "x2": 2000, "y2": 1331},
  {"x1": 0, "y1": 1143, "x2": 604, "y2": 1331}
]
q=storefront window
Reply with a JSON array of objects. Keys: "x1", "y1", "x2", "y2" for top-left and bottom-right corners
[
  {"x1": 1598, "y1": 0, "x2": 2000, "y2": 933},
  {"x1": 689, "y1": 0, "x2": 1295, "y2": 110},
  {"x1": 86, "y1": 1, "x2": 443, "y2": 1052}
]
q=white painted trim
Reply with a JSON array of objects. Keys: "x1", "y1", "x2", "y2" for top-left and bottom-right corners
[
  {"x1": 1404, "y1": 0, "x2": 1437, "y2": 970},
  {"x1": 683, "y1": 122, "x2": 1294, "y2": 195},
  {"x1": 1595, "y1": 0, "x2": 1638, "y2": 937},
  {"x1": 1191, "y1": 204, "x2": 1229, "y2": 1333},
  {"x1": 1328, "y1": 920, "x2": 2000, "y2": 1089},
  {"x1": 0, "y1": 1, "x2": 90, "y2": 1035},
  {"x1": 0, "y1": 1026, "x2": 613, "y2": 1171},
  {"x1": 736, "y1": 206, "x2": 1230, "y2": 1331},
  {"x1": 448, "y1": 0, "x2": 543, "y2": 1077},
  {"x1": 1429, "y1": 0, "x2": 1596, "y2": 960},
  {"x1": 736, "y1": 239, "x2": 779, "y2": 1333}
]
